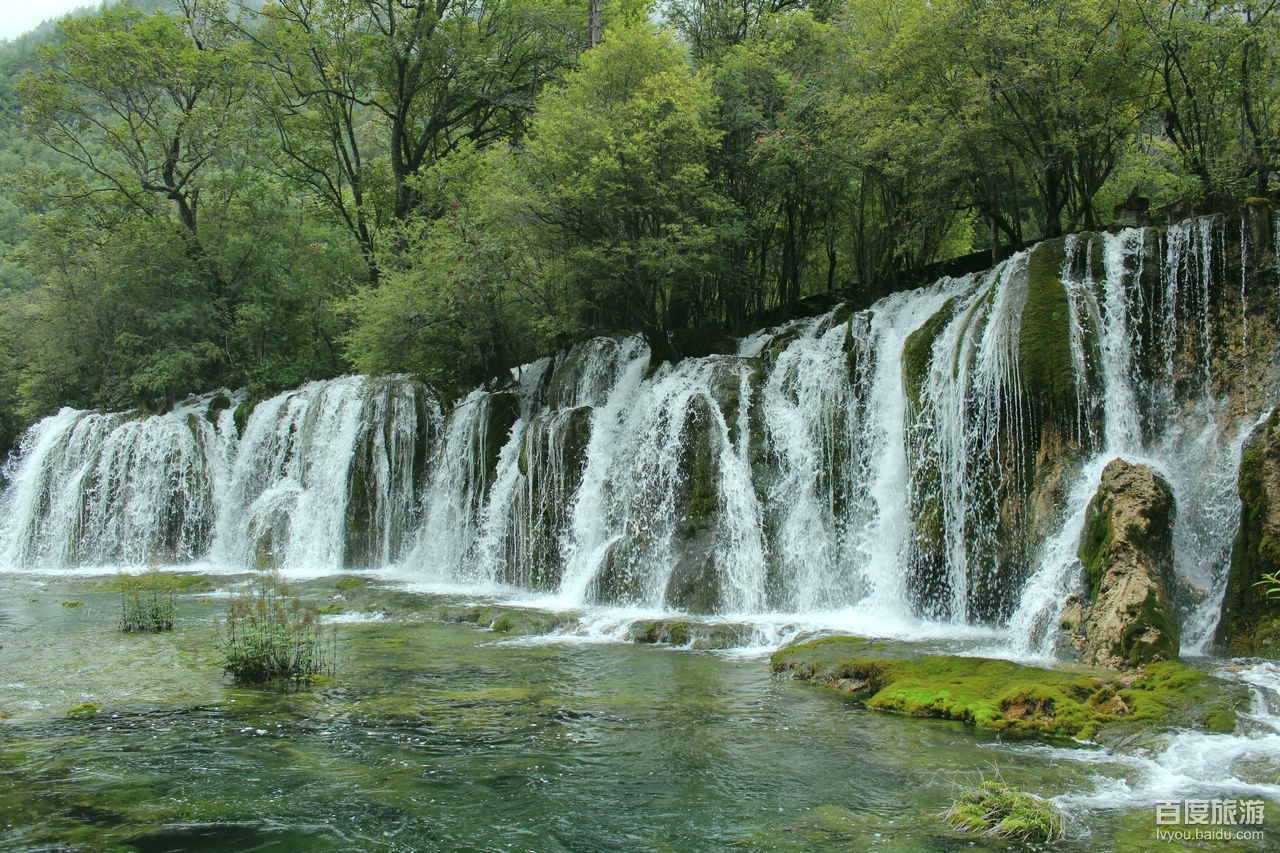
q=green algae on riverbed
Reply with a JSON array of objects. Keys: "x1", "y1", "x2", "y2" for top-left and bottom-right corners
[{"x1": 0, "y1": 574, "x2": 1275, "y2": 852}]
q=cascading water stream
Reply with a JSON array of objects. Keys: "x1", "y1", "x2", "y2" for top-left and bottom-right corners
[{"x1": 0, "y1": 215, "x2": 1272, "y2": 660}]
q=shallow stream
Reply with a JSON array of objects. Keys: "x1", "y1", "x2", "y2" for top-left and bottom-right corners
[{"x1": 1, "y1": 572, "x2": 1277, "y2": 852}]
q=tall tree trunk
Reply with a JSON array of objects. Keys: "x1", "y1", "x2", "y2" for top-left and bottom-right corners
[{"x1": 589, "y1": 0, "x2": 603, "y2": 46}]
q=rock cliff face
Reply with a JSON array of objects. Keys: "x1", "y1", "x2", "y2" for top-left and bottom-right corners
[
  {"x1": 1215, "y1": 409, "x2": 1280, "y2": 657},
  {"x1": 1063, "y1": 459, "x2": 1179, "y2": 668}
]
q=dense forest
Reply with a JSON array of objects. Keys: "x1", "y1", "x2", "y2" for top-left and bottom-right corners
[{"x1": 0, "y1": 0, "x2": 1275, "y2": 456}]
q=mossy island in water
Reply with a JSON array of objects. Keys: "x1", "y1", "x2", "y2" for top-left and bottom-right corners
[{"x1": 771, "y1": 636, "x2": 1247, "y2": 743}]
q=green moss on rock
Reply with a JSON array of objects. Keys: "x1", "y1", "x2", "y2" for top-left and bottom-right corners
[
  {"x1": 205, "y1": 393, "x2": 232, "y2": 424},
  {"x1": 1216, "y1": 409, "x2": 1280, "y2": 656},
  {"x1": 1071, "y1": 459, "x2": 1179, "y2": 668},
  {"x1": 771, "y1": 637, "x2": 1243, "y2": 742},
  {"x1": 902, "y1": 298, "x2": 956, "y2": 406},
  {"x1": 1018, "y1": 238, "x2": 1078, "y2": 424},
  {"x1": 481, "y1": 392, "x2": 522, "y2": 489},
  {"x1": 232, "y1": 400, "x2": 255, "y2": 437}
]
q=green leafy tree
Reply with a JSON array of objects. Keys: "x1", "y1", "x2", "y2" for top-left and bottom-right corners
[
  {"x1": 17, "y1": 0, "x2": 255, "y2": 308},
  {"x1": 520, "y1": 23, "x2": 734, "y2": 349},
  {"x1": 1133, "y1": 0, "x2": 1280, "y2": 202},
  {"x1": 342, "y1": 142, "x2": 549, "y2": 392}
]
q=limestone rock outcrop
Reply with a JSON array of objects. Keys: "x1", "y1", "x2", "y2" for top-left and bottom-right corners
[{"x1": 1063, "y1": 459, "x2": 1179, "y2": 668}]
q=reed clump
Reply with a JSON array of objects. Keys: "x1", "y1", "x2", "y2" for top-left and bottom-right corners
[
  {"x1": 118, "y1": 570, "x2": 176, "y2": 632},
  {"x1": 221, "y1": 570, "x2": 335, "y2": 686}
]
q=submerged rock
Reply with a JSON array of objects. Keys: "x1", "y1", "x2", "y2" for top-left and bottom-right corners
[
  {"x1": 1216, "y1": 409, "x2": 1280, "y2": 657},
  {"x1": 627, "y1": 618, "x2": 756, "y2": 649},
  {"x1": 1069, "y1": 459, "x2": 1179, "y2": 668}
]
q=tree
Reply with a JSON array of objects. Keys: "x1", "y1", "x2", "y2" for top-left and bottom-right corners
[
  {"x1": 17, "y1": 0, "x2": 254, "y2": 308},
  {"x1": 253, "y1": 0, "x2": 588, "y2": 249},
  {"x1": 1133, "y1": 0, "x2": 1280, "y2": 202},
  {"x1": 342, "y1": 142, "x2": 549, "y2": 391},
  {"x1": 520, "y1": 23, "x2": 735, "y2": 348},
  {"x1": 867, "y1": 0, "x2": 1144, "y2": 248}
]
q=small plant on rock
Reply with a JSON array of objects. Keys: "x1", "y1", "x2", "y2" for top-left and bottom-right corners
[
  {"x1": 1254, "y1": 571, "x2": 1280, "y2": 599},
  {"x1": 221, "y1": 570, "x2": 336, "y2": 686},
  {"x1": 118, "y1": 570, "x2": 176, "y2": 632},
  {"x1": 941, "y1": 777, "x2": 1063, "y2": 842}
]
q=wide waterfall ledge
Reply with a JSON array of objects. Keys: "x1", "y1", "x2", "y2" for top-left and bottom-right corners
[{"x1": 2, "y1": 213, "x2": 1278, "y2": 661}]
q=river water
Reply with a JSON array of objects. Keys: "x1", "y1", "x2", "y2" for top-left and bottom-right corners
[{"x1": 1, "y1": 571, "x2": 1277, "y2": 852}]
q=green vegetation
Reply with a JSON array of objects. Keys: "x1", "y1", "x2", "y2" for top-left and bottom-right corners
[
  {"x1": 221, "y1": 570, "x2": 336, "y2": 686},
  {"x1": 117, "y1": 571, "x2": 177, "y2": 632},
  {"x1": 1218, "y1": 411, "x2": 1280, "y2": 655},
  {"x1": 941, "y1": 778, "x2": 1064, "y2": 842},
  {"x1": 65, "y1": 701, "x2": 102, "y2": 718},
  {"x1": 771, "y1": 636, "x2": 1246, "y2": 740},
  {"x1": 59, "y1": 600, "x2": 84, "y2": 607},
  {"x1": 335, "y1": 576, "x2": 368, "y2": 592},
  {"x1": 0, "y1": 0, "x2": 1274, "y2": 443},
  {"x1": 1018, "y1": 239, "x2": 1078, "y2": 421}
]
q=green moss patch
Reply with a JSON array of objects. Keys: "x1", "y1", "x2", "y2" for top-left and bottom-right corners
[
  {"x1": 902, "y1": 298, "x2": 956, "y2": 405},
  {"x1": 104, "y1": 572, "x2": 214, "y2": 595},
  {"x1": 232, "y1": 400, "x2": 256, "y2": 436},
  {"x1": 941, "y1": 779, "x2": 1063, "y2": 842},
  {"x1": 1018, "y1": 238, "x2": 1078, "y2": 424},
  {"x1": 1216, "y1": 410, "x2": 1280, "y2": 657},
  {"x1": 771, "y1": 637, "x2": 1245, "y2": 741},
  {"x1": 66, "y1": 701, "x2": 102, "y2": 718},
  {"x1": 335, "y1": 576, "x2": 369, "y2": 592},
  {"x1": 436, "y1": 603, "x2": 578, "y2": 636},
  {"x1": 205, "y1": 393, "x2": 232, "y2": 424}
]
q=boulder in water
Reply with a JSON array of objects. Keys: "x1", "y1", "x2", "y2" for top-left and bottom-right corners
[
  {"x1": 1069, "y1": 458, "x2": 1179, "y2": 668},
  {"x1": 1215, "y1": 409, "x2": 1280, "y2": 657}
]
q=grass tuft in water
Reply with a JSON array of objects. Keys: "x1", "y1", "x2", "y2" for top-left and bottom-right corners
[
  {"x1": 941, "y1": 776, "x2": 1063, "y2": 842},
  {"x1": 118, "y1": 570, "x2": 176, "y2": 632},
  {"x1": 221, "y1": 570, "x2": 336, "y2": 687}
]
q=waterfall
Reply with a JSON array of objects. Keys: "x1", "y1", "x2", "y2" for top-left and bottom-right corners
[
  {"x1": 0, "y1": 215, "x2": 1273, "y2": 654},
  {"x1": 0, "y1": 398, "x2": 230, "y2": 567}
]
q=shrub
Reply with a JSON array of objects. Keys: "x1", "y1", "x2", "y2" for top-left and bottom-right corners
[
  {"x1": 221, "y1": 570, "x2": 336, "y2": 686},
  {"x1": 118, "y1": 570, "x2": 176, "y2": 632},
  {"x1": 941, "y1": 778, "x2": 1063, "y2": 842}
]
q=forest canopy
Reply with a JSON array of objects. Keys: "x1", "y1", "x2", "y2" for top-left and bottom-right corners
[{"x1": 0, "y1": 0, "x2": 1275, "y2": 454}]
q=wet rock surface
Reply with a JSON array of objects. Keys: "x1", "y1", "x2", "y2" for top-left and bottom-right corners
[{"x1": 1068, "y1": 459, "x2": 1179, "y2": 669}]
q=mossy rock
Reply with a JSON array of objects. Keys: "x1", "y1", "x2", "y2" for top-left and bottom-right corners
[
  {"x1": 107, "y1": 572, "x2": 214, "y2": 594},
  {"x1": 61, "y1": 600, "x2": 85, "y2": 608},
  {"x1": 435, "y1": 603, "x2": 578, "y2": 636},
  {"x1": 1216, "y1": 409, "x2": 1280, "y2": 657},
  {"x1": 901, "y1": 298, "x2": 956, "y2": 406},
  {"x1": 232, "y1": 400, "x2": 256, "y2": 437},
  {"x1": 66, "y1": 701, "x2": 102, "y2": 718},
  {"x1": 336, "y1": 576, "x2": 368, "y2": 592},
  {"x1": 771, "y1": 637, "x2": 1245, "y2": 742},
  {"x1": 630, "y1": 620, "x2": 691, "y2": 646},
  {"x1": 205, "y1": 393, "x2": 232, "y2": 424},
  {"x1": 1018, "y1": 237, "x2": 1080, "y2": 428},
  {"x1": 1073, "y1": 459, "x2": 1179, "y2": 668},
  {"x1": 481, "y1": 392, "x2": 522, "y2": 488}
]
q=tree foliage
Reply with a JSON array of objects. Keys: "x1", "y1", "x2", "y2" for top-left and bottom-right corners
[{"x1": 0, "y1": 0, "x2": 1273, "y2": 446}]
